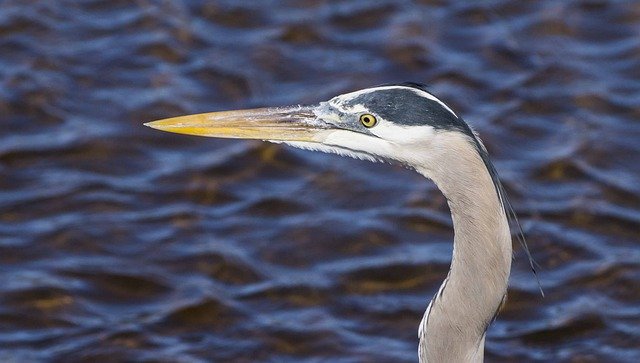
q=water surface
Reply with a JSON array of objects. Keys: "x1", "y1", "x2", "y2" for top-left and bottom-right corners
[{"x1": 1, "y1": 1, "x2": 639, "y2": 362}]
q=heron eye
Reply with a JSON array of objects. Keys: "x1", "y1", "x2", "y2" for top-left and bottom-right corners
[{"x1": 359, "y1": 114, "x2": 377, "y2": 128}]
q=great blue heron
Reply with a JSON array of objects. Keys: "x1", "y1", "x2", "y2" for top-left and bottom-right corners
[{"x1": 145, "y1": 83, "x2": 538, "y2": 362}]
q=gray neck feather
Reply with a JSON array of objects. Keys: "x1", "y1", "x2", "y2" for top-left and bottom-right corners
[{"x1": 415, "y1": 132, "x2": 512, "y2": 363}]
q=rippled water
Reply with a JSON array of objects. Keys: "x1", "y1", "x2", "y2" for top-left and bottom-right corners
[{"x1": 1, "y1": 1, "x2": 639, "y2": 362}]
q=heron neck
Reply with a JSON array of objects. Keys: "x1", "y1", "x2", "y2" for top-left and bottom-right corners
[{"x1": 415, "y1": 134, "x2": 512, "y2": 363}]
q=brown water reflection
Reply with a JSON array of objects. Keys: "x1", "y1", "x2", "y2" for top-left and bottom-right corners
[{"x1": 1, "y1": 1, "x2": 639, "y2": 362}]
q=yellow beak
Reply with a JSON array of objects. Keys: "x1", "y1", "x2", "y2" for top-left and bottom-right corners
[{"x1": 144, "y1": 105, "x2": 332, "y2": 143}]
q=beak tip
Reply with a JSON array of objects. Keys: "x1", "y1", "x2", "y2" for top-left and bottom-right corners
[{"x1": 144, "y1": 121, "x2": 163, "y2": 130}]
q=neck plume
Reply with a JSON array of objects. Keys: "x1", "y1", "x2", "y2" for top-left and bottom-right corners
[{"x1": 415, "y1": 132, "x2": 512, "y2": 363}]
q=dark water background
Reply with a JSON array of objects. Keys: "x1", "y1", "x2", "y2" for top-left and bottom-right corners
[{"x1": 1, "y1": 0, "x2": 639, "y2": 362}]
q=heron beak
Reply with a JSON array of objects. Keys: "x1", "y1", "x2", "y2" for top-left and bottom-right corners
[{"x1": 144, "y1": 105, "x2": 333, "y2": 143}]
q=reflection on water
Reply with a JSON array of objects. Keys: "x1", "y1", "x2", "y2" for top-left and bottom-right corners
[{"x1": 1, "y1": 1, "x2": 639, "y2": 362}]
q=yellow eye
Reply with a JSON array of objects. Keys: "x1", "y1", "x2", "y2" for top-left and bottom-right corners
[{"x1": 359, "y1": 114, "x2": 377, "y2": 128}]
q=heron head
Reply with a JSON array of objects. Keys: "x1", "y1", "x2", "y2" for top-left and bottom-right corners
[
  {"x1": 145, "y1": 83, "x2": 475, "y2": 168},
  {"x1": 145, "y1": 83, "x2": 540, "y2": 294}
]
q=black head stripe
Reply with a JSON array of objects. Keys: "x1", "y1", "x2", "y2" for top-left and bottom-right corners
[{"x1": 344, "y1": 87, "x2": 468, "y2": 134}]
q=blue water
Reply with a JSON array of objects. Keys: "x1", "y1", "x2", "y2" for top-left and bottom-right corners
[{"x1": 1, "y1": 1, "x2": 639, "y2": 362}]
